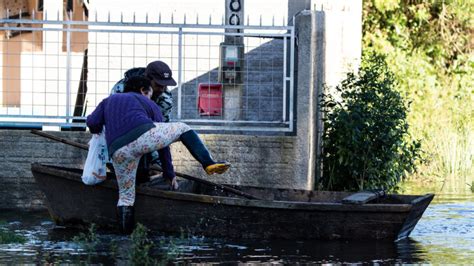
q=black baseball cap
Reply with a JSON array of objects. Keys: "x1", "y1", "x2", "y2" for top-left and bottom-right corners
[{"x1": 144, "y1": 61, "x2": 177, "y2": 86}]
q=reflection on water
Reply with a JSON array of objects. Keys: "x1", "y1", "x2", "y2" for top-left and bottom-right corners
[
  {"x1": 1, "y1": 194, "x2": 473, "y2": 264},
  {"x1": 408, "y1": 194, "x2": 474, "y2": 264}
]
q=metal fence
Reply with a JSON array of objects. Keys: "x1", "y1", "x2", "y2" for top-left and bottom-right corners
[{"x1": 0, "y1": 13, "x2": 294, "y2": 132}]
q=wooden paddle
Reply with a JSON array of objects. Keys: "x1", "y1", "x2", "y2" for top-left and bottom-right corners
[{"x1": 30, "y1": 129, "x2": 260, "y2": 200}]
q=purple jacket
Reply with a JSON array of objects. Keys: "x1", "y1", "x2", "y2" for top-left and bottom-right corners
[{"x1": 86, "y1": 92, "x2": 175, "y2": 180}]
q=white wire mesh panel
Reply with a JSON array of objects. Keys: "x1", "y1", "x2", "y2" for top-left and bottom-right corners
[{"x1": 0, "y1": 15, "x2": 294, "y2": 132}]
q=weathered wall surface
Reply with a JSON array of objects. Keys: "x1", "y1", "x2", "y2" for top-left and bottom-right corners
[
  {"x1": 0, "y1": 130, "x2": 89, "y2": 210},
  {"x1": 0, "y1": 130, "x2": 295, "y2": 210}
]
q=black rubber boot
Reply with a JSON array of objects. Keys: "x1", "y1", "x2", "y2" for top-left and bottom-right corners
[
  {"x1": 180, "y1": 130, "x2": 230, "y2": 174},
  {"x1": 117, "y1": 206, "x2": 135, "y2": 235}
]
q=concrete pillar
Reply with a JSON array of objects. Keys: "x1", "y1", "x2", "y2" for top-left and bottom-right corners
[
  {"x1": 292, "y1": 0, "x2": 362, "y2": 190},
  {"x1": 292, "y1": 10, "x2": 331, "y2": 190},
  {"x1": 288, "y1": 0, "x2": 311, "y2": 25},
  {"x1": 223, "y1": 0, "x2": 245, "y2": 121},
  {"x1": 293, "y1": 11, "x2": 319, "y2": 190},
  {"x1": 313, "y1": 10, "x2": 326, "y2": 185},
  {"x1": 287, "y1": 1, "x2": 319, "y2": 190}
]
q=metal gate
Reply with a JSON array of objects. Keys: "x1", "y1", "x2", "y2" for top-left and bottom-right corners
[{"x1": 0, "y1": 12, "x2": 294, "y2": 132}]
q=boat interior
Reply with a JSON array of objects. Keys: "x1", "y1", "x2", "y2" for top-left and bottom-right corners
[{"x1": 36, "y1": 164, "x2": 418, "y2": 204}]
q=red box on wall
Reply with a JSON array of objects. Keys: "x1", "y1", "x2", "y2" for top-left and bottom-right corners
[{"x1": 198, "y1": 83, "x2": 223, "y2": 116}]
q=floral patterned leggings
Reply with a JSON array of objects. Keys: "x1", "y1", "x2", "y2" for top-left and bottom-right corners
[{"x1": 112, "y1": 122, "x2": 191, "y2": 206}]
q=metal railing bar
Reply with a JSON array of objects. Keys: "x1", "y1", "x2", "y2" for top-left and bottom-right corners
[
  {"x1": 289, "y1": 27, "x2": 295, "y2": 132},
  {"x1": 0, "y1": 26, "x2": 292, "y2": 38},
  {"x1": 185, "y1": 125, "x2": 293, "y2": 132},
  {"x1": 0, "y1": 117, "x2": 289, "y2": 125},
  {"x1": 283, "y1": 35, "x2": 287, "y2": 122},
  {"x1": 178, "y1": 119, "x2": 287, "y2": 124},
  {"x1": 0, "y1": 115, "x2": 84, "y2": 119},
  {"x1": 65, "y1": 21, "x2": 71, "y2": 123},
  {"x1": 0, "y1": 18, "x2": 294, "y2": 30},
  {"x1": 0, "y1": 121, "x2": 294, "y2": 132},
  {"x1": 177, "y1": 27, "x2": 183, "y2": 119}
]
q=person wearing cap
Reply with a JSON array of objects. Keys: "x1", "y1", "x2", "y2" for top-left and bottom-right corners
[
  {"x1": 109, "y1": 61, "x2": 176, "y2": 178},
  {"x1": 145, "y1": 60, "x2": 176, "y2": 122},
  {"x1": 144, "y1": 60, "x2": 176, "y2": 97},
  {"x1": 87, "y1": 75, "x2": 231, "y2": 234}
]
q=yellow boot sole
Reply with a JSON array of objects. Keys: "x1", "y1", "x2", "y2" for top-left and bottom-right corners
[{"x1": 205, "y1": 162, "x2": 231, "y2": 175}]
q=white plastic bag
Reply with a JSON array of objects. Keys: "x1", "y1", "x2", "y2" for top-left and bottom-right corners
[{"x1": 82, "y1": 130, "x2": 109, "y2": 185}]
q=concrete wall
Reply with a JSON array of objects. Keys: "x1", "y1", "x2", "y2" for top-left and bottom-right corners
[
  {"x1": 0, "y1": 130, "x2": 295, "y2": 210},
  {"x1": 0, "y1": 130, "x2": 89, "y2": 210}
]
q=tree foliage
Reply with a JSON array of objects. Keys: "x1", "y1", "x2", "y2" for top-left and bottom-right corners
[
  {"x1": 320, "y1": 54, "x2": 421, "y2": 191},
  {"x1": 363, "y1": 0, "x2": 472, "y2": 72},
  {"x1": 362, "y1": 0, "x2": 474, "y2": 188}
]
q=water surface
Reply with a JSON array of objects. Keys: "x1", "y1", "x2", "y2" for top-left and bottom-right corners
[{"x1": 1, "y1": 193, "x2": 473, "y2": 264}]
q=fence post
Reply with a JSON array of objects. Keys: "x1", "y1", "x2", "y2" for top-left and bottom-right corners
[
  {"x1": 66, "y1": 16, "x2": 72, "y2": 124},
  {"x1": 177, "y1": 27, "x2": 183, "y2": 120},
  {"x1": 283, "y1": 35, "x2": 287, "y2": 122},
  {"x1": 289, "y1": 26, "x2": 295, "y2": 132}
]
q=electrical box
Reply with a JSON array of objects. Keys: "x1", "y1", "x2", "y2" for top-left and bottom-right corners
[
  {"x1": 198, "y1": 83, "x2": 223, "y2": 116},
  {"x1": 218, "y1": 43, "x2": 244, "y2": 84}
]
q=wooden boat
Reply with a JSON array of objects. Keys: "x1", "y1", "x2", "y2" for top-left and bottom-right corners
[{"x1": 31, "y1": 163, "x2": 434, "y2": 241}]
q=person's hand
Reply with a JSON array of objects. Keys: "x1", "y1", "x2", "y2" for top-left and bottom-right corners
[{"x1": 169, "y1": 177, "x2": 179, "y2": 191}]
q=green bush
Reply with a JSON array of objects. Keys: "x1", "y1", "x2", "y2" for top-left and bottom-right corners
[{"x1": 320, "y1": 54, "x2": 421, "y2": 191}]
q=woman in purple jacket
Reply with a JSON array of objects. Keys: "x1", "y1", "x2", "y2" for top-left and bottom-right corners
[{"x1": 86, "y1": 76, "x2": 230, "y2": 234}]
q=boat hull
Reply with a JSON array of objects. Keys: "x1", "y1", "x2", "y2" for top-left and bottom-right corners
[{"x1": 31, "y1": 163, "x2": 433, "y2": 240}]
